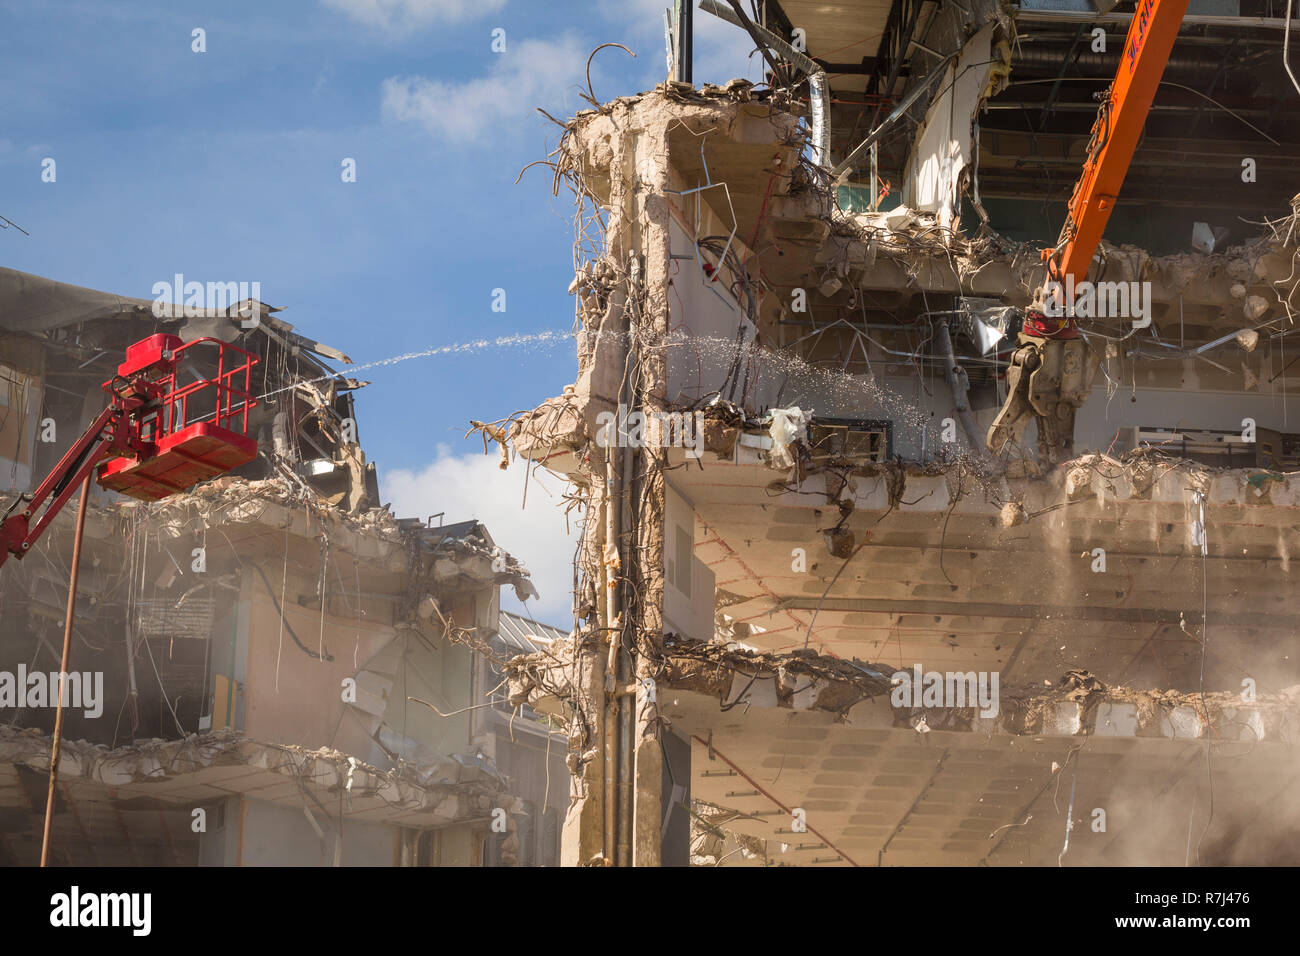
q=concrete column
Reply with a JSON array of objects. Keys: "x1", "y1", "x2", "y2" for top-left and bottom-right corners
[
  {"x1": 629, "y1": 124, "x2": 674, "y2": 868},
  {"x1": 559, "y1": 484, "x2": 610, "y2": 866}
]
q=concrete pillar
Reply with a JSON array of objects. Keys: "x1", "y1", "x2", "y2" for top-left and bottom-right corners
[
  {"x1": 629, "y1": 122, "x2": 674, "y2": 868},
  {"x1": 559, "y1": 115, "x2": 673, "y2": 867}
]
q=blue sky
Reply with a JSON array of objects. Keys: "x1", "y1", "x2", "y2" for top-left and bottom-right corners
[{"x1": 0, "y1": 0, "x2": 755, "y2": 619}]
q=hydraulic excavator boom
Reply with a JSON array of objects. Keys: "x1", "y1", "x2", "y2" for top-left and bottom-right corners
[{"x1": 986, "y1": 0, "x2": 1191, "y2": 463}]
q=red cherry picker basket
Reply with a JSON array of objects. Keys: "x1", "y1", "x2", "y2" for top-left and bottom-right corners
[{"x1": 1, "y1": 333, "x2": 259, "y2": 568}]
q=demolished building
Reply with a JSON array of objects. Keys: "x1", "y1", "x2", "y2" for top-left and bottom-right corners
[
  {"x1": 0, "y1": 267, "x2": 559, "y2": 866},
  {"x1": 501, "y1": 1, "x2": 1300, "y2": 865}
]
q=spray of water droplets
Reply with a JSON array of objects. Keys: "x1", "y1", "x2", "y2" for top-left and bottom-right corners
[
  {"x1": 253, "y1": 324, "x2": 985, "y2": 471},
  {"x1": 255, "y1": 330, "x2": 576, "y2": 400},
  {"x1": 662, "y1": 329, "x2": 931, "y2": 429}
]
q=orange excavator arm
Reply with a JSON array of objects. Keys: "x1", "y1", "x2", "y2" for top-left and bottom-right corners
[
  {"x1": 987, "y1": 0, "x2": 1190, "y2": 462},
  {"x1": 1046, "y1": 0, "x2": 1191, "y2": 290}
]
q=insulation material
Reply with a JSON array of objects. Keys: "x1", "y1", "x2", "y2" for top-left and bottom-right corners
[
  {"x1": 767, "y1": 406, "x2": 811, "y2": 470},
  {"x1": 133, "y1": 596, "x2": 216, "y2": 639},
  {"x1": 904, "y1": 24, "x2": 996, "y2": 231}
]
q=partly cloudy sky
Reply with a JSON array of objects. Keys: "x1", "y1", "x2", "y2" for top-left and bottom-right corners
[
  {"x1": 0, "y1": 0, "x2": 757, "y2": 622},
  {"x1": 384, "y1": 444, "x2": 582, "y2": 620}
]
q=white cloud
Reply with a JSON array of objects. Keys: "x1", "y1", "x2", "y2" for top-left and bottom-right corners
[
  {"x1": 381, "y1": 445, "x2": 581, "y2": 624},
  {"x1": 381, "y1": 35, "x2": 587, "y2": 142},
  {"x1": 377, "y1": 6, "x2": 764, "y2": 143},
  {"x1": 322, "y1": 0, "x2": 506, "y2": 32}
]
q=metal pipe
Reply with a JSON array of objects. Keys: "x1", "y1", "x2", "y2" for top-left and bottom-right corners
[
  {"x1": 675, "y1": 0, "x2": 693, "y2": 84},
  {"x1": 601, "y1": 469, "x2": 618, "y2": 864},
  {"x1": 983, "y1": 101, "x2": 1281, "y2": 121},
  {"x1": 602, "y1": 402, "x2": 623, "y2": 864},
  {"x1": 936, "y1": 321, "x2": 1009, "y2": 496},
  {"x1": 123, "y1": 606, "x2": 139, "y2": 737},
  {"x1": 831, "y1": 53, "x2": 955, "y2": 183},
  {"x1": 1010, "y1": 40, "x2": 1224, "y2": 75},
  {"x1": 615, "y1": 284, "x2": 639, "y2": 867},
  {"x1": 808, "y1": 70, "x2": 831, "y2": 167},
  {"x1": 936, "y1": 321, "x2": 994, "y2": 463},
  {"x1": 1016, "y1": 9, "x2": 1300, "y2": 30},
  {"x1": 40, "y1": 472, "x2": 91, "y2": 867},
  {"x1": 870, "y1": 141, "x2": 879, "y2": 211},
  {"x1": 616, "y1": 469, "x2": 633, "y2": 868},
  {"x1": 1286, "y1": 0, "x2": 1300, "y2": 97},
  {"x1": 602, "y1": 274, "x2": 638, "y2": 866},
  {"x1": 699, "y1": 0, "x2": 831, "y2": 166}
]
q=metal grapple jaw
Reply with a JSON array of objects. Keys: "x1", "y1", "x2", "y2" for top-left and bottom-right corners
[{"x1": 986, "y1": 330, "x2": 1098, "y2": 466}]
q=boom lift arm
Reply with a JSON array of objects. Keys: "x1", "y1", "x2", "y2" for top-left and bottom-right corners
[
  {"x1": 0, "y1": 398, "x2": 146, "y2": 568},
  {"x1": 1, "y1": 333, "x2": 259, "y2": 569},
  {"x1": 986, "y1": 0, "x2": 1191, "y2": 463}
]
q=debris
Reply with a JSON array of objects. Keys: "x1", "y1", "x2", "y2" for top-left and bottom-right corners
[{"x1": 767, "y1": 407, "x2": 812, "y2": 470}]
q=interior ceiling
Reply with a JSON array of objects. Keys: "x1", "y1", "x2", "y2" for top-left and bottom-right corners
[
  {"x1": 667, "y1": 695, "x2": 1298, "y2": 865},
  {"x1": 979, "y1": 15, "x2": 1300, "y2": 221},
  {"x1": 788, "y1": 0, "x2": 907, "y2": 139},
  {"x1": 0, "y1": 740, "x2": 470, "y2": 866},
  {"x1": 779, "y1": 0, "x2": 894, "y2": 94},
  {"x1": 778, "y1": 0, "x2": 892, "y2": 55},
  {"x1": 777, "y1": 0, "x2": 1300, "y2": 225},
  {"x1": 671, "y1": 457, "x2": 1300, "y2": 695},
  {"x1": 0, "y1": 768, "x2": 198, "y2": 866}
]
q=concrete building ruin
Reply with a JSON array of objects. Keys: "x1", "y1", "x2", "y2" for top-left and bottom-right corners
[
  {"x1": 500, "y1": 1, "x2": 1300, "y2": 865},
  {"x1": 0, "y1": 267, "x2": 565, "y2": 866}
]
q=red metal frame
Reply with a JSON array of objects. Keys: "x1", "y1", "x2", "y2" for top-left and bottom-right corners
[{"x1": 1, "y1": 334, "x2": 259, "y2": 568}]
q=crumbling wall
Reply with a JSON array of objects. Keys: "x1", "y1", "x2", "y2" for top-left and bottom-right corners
[
  {"x1": 494, "y1": 49, "x2": 1300, "y2": 866},
  {"x1": 513, "y1": 82, "x2": 807, "y2": 866}
]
